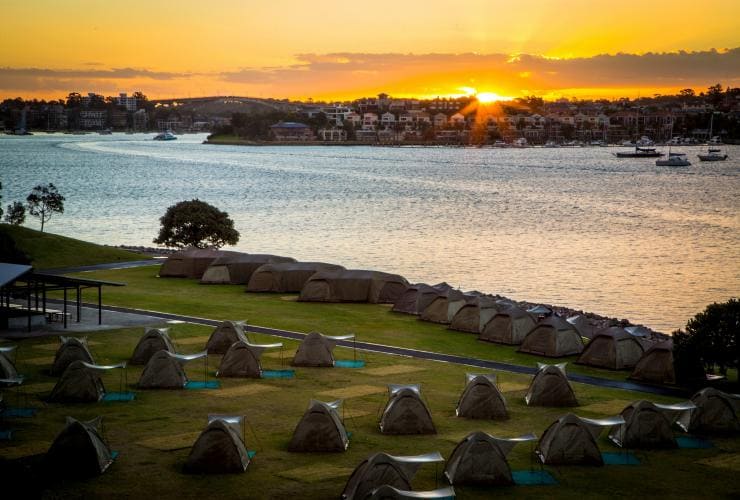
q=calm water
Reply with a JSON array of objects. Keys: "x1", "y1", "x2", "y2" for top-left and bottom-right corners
[{"x1": 2, "y1": 133, "x2": 739, "y2": 332}]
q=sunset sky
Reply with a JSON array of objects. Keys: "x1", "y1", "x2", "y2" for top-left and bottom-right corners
[{"x1": 2, "y1": 0, "x2": 739, "y2": 101}]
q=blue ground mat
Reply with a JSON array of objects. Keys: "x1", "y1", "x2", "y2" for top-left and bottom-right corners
[
  {"x1": 102, "y1": 392, "x2": 136, "y2": 402},
  {"x1": 1, "y1": 407, "x2": 38, "y2": 418},
  {"x1": 335, "y1": 360, "x2": 366, "y2": 368},
  {"x1": 0, "y1": 430, "x2": 13, "y2": 440},
  {"x1": 262, "y1": 369, "x2": 295, "y2": 379},
  {"x1": 602, "y1": 452, "x2": 640, "y2": 465},
  {"x1": 184, "y1": 381, "x2": 221, "y2": 390},
  {"x1": 512, "y1": 470, "x2": 558, "y2": 486},
  {"x1": 676, "y1": 436, "x2": 713, "y2": 449},
  {"x1": 111, "y1": 450, "x2": 120, "y2": 459},
  {"x1": 247, "y1": 450, "x2": 257, "y2": 459}
]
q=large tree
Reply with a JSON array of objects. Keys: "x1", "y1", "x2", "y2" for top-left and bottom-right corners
[
  {"x1": 26, "y1": 183, "x2": 65, "y2": 232},
  {"x1": 673, "y1": 298, "x2": 739, "y2": 381},
  {"x1": 153, "y1": 199, "x2": 239, "y2": 249}
]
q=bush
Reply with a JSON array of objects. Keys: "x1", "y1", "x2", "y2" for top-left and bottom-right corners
[
  {"x1": 673, "y1": 298, "x2": 740, "y2": 381},
  {"x1": 5, "y1": 201, "x2": 26, "y2": 225},
  {"x1": 153, "y1": 199, "x2": 240, "y2": 249}
]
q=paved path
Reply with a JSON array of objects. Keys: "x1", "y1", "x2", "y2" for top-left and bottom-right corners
[
  {"x1": 42, "y1": 259, "x2": 161, "y2": 275},
  {"x1": 60, "y1": 300, "x2": 689, "y2": 397}
]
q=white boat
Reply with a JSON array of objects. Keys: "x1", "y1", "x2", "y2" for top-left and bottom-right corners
[
  {"x1": 544, "y1": 140, "x2": 560, "y2": 148},
  {"x1": 153, "y1": 131, "x2": 177, "y2": 141},
  {"x1": 636, "y1": 135, "x2": 653, "y2": 146},
  {"x1": 656, "y1": 152, "x2": 691, "y2": 167},
  {"x1": 492, "y1": 140, "x2": 507, "y2": 148},
  {"x1": 698, "y1": 148, "x2": 728, "y2": 162},
  {"x1": 512, "y1": 138, "x2": 528, "y2": 148}
]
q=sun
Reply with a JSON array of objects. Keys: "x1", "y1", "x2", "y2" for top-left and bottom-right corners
[{"x1": 476, "y1": 91, "x2": 512, "y2": 103}]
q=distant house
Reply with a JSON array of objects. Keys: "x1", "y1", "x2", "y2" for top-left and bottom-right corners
[
  {"x1": 362, "y1": 113, "x2": 378, "y2": 130},
  {"x1": 449, "y1": 113, "x2": 465, "y2": 126},
  {"x1": 270, "y1": 121, "x2": 314, "y2": 141},
  {"x1": 318, "y1": 128, "x2": 347, "y2": 142},
  {"x1": 380, "y1": 112, "x2": 396, "y2": 126},
  {"x1": 433, "y1": 113, "x2": 448, "y2": 128}
]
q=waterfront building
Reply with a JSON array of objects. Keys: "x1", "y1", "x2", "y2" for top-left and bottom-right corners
[
  {"x1": 270, "y1": 121, "x2": 314, "y2": 141},
  {"x1": 116, "y1": 93, "x2": 139, "y2": 112},
  {"x1": 318, "y1": 128, "x2": 347, "y2": 141},
  {"x1": 79, "y1": 109, "x2": 107, "y2": 129}
]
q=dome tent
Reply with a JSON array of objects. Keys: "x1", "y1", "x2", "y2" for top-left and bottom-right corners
[
  {"x1": 367, "y1": 485, "x2": 455, "y2": 499},
  {"x1": 137, "y1": 350, "x2": 195, "y2": 389},
  {"x1": 567, "y1": 314, "x2": 599, "y2": 339},
  {"x1": 206, "y1": 320, "x2": 249, "y2": 355},
  {"x1": 130, "y1": 328, "x2": 175, "y2": 365},
  {"x1": 608, "y1": 400, "x2": 696, "y2": 449},
  {"x1": 379, "y1": 384, "x2": 436, "y2": 435},
  {"x1": 679, "y1": 387, "x2": 740, "y2": 434},
  {"x1": 341, "y1": 451, "x2": 445, "y2": 500},
  {"x1": 44, "y1": 416, "x2": 115, "y2": 478},
  {"x1": 525, "y1": 363, "x2": 578, "y2": 407},
  {"x1": 392, "y1": 282, "x2": 451, "y2": 316},
  {"x1": 518, "y1": 315, "x2": 584, "y2": 357},
  {"x1": 448, "y1": 295, "x2": 502, "y2": 334},
  {"x1": 479, "y1": 305, "x2": 537, "y2": 345},
  {"x1": 445, "y1": 431, "x2": 535, "y2": 485},
  {"x1": 292, "y1": 332, "x2": 354, "y2": 367},
  {"x1": 629, "y1": 340, "x2": 676, "y2": 385},
  {"x1": 51, "y1": 336, "x2": 95, "y2": 376},
  {"x1": 456, "y1": 373, "x2": 508, "y2": 420},
  {"x1": 247, "y1": 261, "x2": 345, "y2": 292},
  {"x1": 288, "y1": 399, "x2": 349, "y2": 452},
  {"x1": 201, "y1": 253, "x2": 296, "y2": 285},
  {"x1": 299, "y1": 269, "x2": 408, "y2": 304},
  {"x1": 0, "y1": 345, "x2": 19, "y2": 380},
  {"x1": 419, "y1": 289, "x2": 469, "y2": 324},
  {"x1": 184, "y1": 415, "x2": 250, "y2": 474},
  {"x1": 218, "y1": 340, "x2": 282, "y2": 378},
  {"x1": 576, "y1": 327, "x2": 645, "y2": 370},
  {"x1": 159, "y1": 247, "x2": 236, "y2": 279},
  {"x1": 536, "y1": 413, "x2": 624, "y2": 465},
  {"x1": 48, "y1": 360, "x2": 106, "y2": 403}
]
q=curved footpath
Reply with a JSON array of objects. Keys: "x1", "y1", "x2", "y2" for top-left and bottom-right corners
[{"x1": 53, "y1": 299, "x2": 688, "y2": 398}]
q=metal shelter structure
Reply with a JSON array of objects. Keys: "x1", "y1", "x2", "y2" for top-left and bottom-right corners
[{"x1": 0, "y1": 262, "x2": 125, "y2": 332}]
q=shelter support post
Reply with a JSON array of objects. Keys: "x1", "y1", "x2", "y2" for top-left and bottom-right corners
[
  {"x1": 76, "y1": 285, "x2": 81, "y2": 323},
  {"x1": 63, "y1": 288, "x2": 67, "y2": 329},
  {"x1": 27, "y1": 280, "x2": 31, "y2": 332},
  {"x1": 98, "y1": 286, "x2": 102, "y2": 325}
]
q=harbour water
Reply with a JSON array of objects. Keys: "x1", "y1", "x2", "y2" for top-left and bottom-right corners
[{"x1": 2, "y1": 133, "x2": 738, "y2": 332}]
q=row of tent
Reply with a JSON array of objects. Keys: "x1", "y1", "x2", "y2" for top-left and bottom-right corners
[
  {"x1": 158, "y1": 248, "x2": 411, "y2": 304},
  {"x1": 34, "y1": 382, "x2": 739, "y2": 491},
  {"x1": 157, "y1": 250, "x2": 675, "y2": 384},
  {"x1": 393, "y1": 284, "x2": 677, "y2": 384}
]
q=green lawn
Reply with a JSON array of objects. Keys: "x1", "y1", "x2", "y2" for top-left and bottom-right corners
[
  {"x1": 0, "y1": 224, "x2": 146, "y2": 269},
  {"x1": 3, "y1": 323, "x2": 739, "y2": 499}
]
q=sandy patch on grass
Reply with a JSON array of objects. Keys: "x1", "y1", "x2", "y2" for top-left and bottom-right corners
[
  {"x1": 21, "y1": 356, "x2": 55, "y2": 366},
  {"x1": 278, "y1": 464, "x2": 353, "y2": 483},
  {"x1": 497, "y1": 381, "x2": 530, "y2": 392},
  {"x1": 173, "y1": 336, "x2": 209, "y2": 346},
  {"x1": 263, "y1": 350, "x2": 296, "y2": 359},
  {"x1": 21, "y1": 382, "x2": 57, "y2": 394},
  {"x1": 318, "y1": 385, "x2": 386, "y2": 399},
  {"x1": 135, "y1": 432, "x2": 201, "y2": 451},
  {"x1": 362, "y1": 365, "x2": 426, "y2": 376},
  {"x1": 580, "y1": 399, "x2": 632, "y2": 415},
  {"x1": 697, "y1": 453, "x2": 740, "y2": 471},
  {"x1": 339, "y1": 408, "x2": 372, "y2": 419},
  {"x1": 280, "y1": 296, "x2": 298, "y2": 302},
  {"x1": 33, "y1": 341, "x2": 101, "y2": 351},
  {"x1": 0, "y1": 440, "x2": 50, "y2": 459},
  {"x1": 208, "y1": 384, "x2": 277, "y2": 398}
]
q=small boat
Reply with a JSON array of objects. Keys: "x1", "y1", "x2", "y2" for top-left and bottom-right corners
[
  {"x1": 544, "y1": 140, "x2": 560, "y2": 148},
  {"x1": 153, "y1": 131, "x2": 177, "y2": 141},
  {"x1": 615, "y1": 146, "x2": 663, "y2": 158},
  {"x1": 656, "y1": 152, "x2": 690, "y2": 167},
  {"x1": 698, "y1": 148, "x2": 728, "y2": 161},
  {"x1": 512, "y1": 138, "x2": 528, "y2": 148},
  {"x1": 492, "y1": 140, "x2": 507, "y2": 148}
]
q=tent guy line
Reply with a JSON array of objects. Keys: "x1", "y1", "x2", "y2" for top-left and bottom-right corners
[{"x1": 44, "y1": 298, "x2": 688, "y2": 397}]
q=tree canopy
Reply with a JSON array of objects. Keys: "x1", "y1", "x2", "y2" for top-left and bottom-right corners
[
  {"x1": 673, "y1": 298, "x2": 740, "y2": 381},
  {"x1": 153, "y1": 199, "x2": 240, "y2": 249},
  {"x1": 26, "y1": 183, "x2": 65, "y2": 232}
]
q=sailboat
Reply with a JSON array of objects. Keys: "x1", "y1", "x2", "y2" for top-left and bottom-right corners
[
  {"x1": 698, "y1": 114, "x2": 728, "y2": 161},
  {"x1": 656, "y1": 117, "x2": 690, "y2": 167}
]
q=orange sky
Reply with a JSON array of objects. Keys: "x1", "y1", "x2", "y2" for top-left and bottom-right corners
[{"x1": 1, "y1": 0, "x2": 739, "y2": 100}]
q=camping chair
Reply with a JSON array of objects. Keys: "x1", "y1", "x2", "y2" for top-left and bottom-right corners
[
  {"x1": 176, "y1": 351, "x2": 220, "y2": 389},
  {"x1": 330, "y1": 333, "x2": 366, "y2": 368},
  {"x1": 207, "y1": 414, "x2": 260, "y2": 458},
  {"x1": 82, "y1": 362, "x2": 135, "y2": 402}
]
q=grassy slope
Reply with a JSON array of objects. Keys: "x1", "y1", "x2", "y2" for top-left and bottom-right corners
[
  {"x1": 4, "y1": 324, "x2": 739, "y2": 499},
  {"x1": 0, "y1": 224, "x2": 145, "y2": 269},
  {"x1": 73, "y1": 266, "x2": 667, "y2": 383}
]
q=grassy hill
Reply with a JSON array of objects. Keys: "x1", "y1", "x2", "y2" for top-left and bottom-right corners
[{"x1": 0, "y1": 224, "x2": 146, "y2": 270}]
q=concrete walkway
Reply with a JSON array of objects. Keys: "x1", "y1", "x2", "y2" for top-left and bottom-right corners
[
  {"x1": 56, "y1": 300, "x2": 688, "y2": 397},
  {"x1": 42, "y1": 259, "x2": 161, "y2": 275}
]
